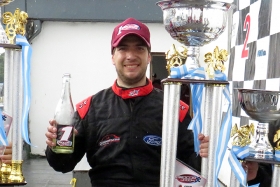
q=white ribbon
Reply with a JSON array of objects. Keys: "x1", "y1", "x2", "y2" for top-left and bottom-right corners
[{"x1": 16, "y1": 34, "x2": 33, "y2": 145}]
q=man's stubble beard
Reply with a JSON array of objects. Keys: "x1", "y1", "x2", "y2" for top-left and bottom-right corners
[{"x1": 116, "y1": 67, "x2": 147, "y2": 86}]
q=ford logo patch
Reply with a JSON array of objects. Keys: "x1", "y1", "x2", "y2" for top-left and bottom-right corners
[{"x1": 143, "y1": 135, "x2": 162, "y2": 146}]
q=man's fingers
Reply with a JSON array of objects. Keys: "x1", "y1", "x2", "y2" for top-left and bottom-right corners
[
  {"x1": 3, "y1": 148, "x2": 12, "y2": 155},
  {"x1": 45, "y1": 130, "x2": 57, "y2": 138},
  {"x1": 198, "y1": 133, "x2": 209, "y2": 158},
  {"x1": 199, "y1": 148, "x2": 208, "y2": 157},
  {"x1": 46, "y1": 138, "x2": 55, "y2": 147},
  {"x1": 198, "y1": 135, "x2": 209, "y2": 144},
  {"x1": 49, "y1": 119, "x2": 56, "y2": 126},
  {"x1": 0, "y1": 155, "x2": 12, "y2": 163},
  {"x1": 47, "y1": 125, "x2": 57, "y2": 133},
  {"x1": 198, "y1": 133, "x2": 205, "y2": 141}
]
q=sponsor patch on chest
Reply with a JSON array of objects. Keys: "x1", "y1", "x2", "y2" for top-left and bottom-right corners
[{"x1": 99, "y1": 134, "x2": 120, "y2": 147}]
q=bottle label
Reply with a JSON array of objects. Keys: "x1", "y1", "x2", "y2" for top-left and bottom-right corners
[{"x1": 56, "y1": 124, "x2": 74, "y2": 147}]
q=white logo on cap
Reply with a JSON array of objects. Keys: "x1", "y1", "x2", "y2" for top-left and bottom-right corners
[{"x1": 118, "y1": 24, "x2": 140, "y2": 35}]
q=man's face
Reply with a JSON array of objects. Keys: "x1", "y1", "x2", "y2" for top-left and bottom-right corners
[
  {"x1": 112, "y1": 34, "x2": 151, "y2": 87},
  {"x1": 242, "y1": 161, "x2": 258, "y2": 181}
]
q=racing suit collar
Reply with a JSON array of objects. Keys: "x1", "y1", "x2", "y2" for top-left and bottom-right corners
[{"x1": 112, "y1": 78, "x2": 153, "y2": 99}]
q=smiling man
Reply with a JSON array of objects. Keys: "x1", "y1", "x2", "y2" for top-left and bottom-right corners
[
  {"x1": 111, "y1": 18, "x2": 151, "y2": 88},
  {"x1": 45, "y1": 17, "x2": 209, "y2": 187}
]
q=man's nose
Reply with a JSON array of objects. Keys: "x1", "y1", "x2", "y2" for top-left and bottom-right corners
[{"x1": 126, "y1": 49, "x2": 137, "y2": 59}]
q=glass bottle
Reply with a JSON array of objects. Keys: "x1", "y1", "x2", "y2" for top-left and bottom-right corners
[{"x1": 52, "y1": 73, "x2": 75, "y2": 154}]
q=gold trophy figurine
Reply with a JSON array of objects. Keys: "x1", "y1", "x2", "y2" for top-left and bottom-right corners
[
  {"x1": 204, "y1": 46, "x2": 228, "y2": 80},
  {"x1": 165, "y1": 44, "x2": 188, "y2": 76},
  {"x1": 230, "y1": 123, "x2": 254, "y2": 147},
  {"x1": 274, "y1": 129, "x2": 280, "y2": 151},
  {"x1": 2, "y1": 8, "x2": 28, "y2": 44}
]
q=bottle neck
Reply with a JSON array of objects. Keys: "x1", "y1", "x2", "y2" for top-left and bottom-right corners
[{"x1": 61, "y1": 74, "x2": 71, "y2": 101}]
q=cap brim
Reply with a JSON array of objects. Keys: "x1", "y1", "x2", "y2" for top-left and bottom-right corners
[{"x1": 112, "y1": 32, "x2": 150, "y2": 48}]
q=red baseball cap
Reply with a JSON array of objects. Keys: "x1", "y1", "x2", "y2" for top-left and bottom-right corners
[{"x1": 111, "y1": 17, "x2": 151, "y2": 54}]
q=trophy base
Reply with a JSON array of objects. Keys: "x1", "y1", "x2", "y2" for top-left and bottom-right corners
[
  {"x1": 0, "y1": 182, "x2": 27, "y2": 186},
  {"x1": 249, "y1": 150, "x2": 274, "y2": 159},
  {"x1": 245, "y1": 156, "x2": 280, "y2": 165}
]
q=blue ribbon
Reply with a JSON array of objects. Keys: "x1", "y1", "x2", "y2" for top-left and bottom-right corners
[
  {"x1": 188, "y1": 83, "x2": 204, "y2": 154},
  {"x1": 0, "y1": 109, "x2": 8, "y2": 146},
  {"x1": 228, "y1": 146, "x2": 250, "y2": 187},
  {"x1": 231, "y1": 146, "x2": 250, "y2": 159},
  {"x1": 249, "y1": 183, "x2": 260, "y2": 187},
  {"x1": 214, "y1": 83, "x2": 232, "y2": 187},
  {"x1": 16, "y1": 34, "x2": 33, "y2": 145},
  {"x1": 170, "y1": 64, "x2": 205, "y2": 154},
  {"x1": 275, "y1": 150, "x2": 280, "y2": 161},
  {"x1": 170, "y1": 65, "x2": 233, "y2": 187}
]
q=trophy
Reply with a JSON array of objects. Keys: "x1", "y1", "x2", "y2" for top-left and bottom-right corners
[
  {"x1": 0, "y1": 8, "x2": 29, "y2": 185},
  {"x1": 238, "y1": 88, "x2": 279, "y2": 159},
  {"x1": 238, "y1": 88, "x2": 280, "y2": 187},
  {"x1": 157, "y1": 1, "x2": 234, "y2": 187},
  {"x1": 156, "y1": 0, "x2": 233, "y2": 74}
]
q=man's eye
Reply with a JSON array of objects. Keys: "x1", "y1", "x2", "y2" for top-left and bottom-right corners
[
  {"x1": 138, "y1": 46, "x2": 145, "y2": 51},
  {"x1": 118, "y1": 47, "x2": 126, "y2": 51}
]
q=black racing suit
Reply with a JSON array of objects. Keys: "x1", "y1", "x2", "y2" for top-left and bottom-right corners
[{"x1": 45, "y1": 79, "x2": 201, "y2": 187}]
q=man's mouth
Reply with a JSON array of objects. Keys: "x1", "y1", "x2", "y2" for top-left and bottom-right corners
[{"x1": 125, "y1": 64, "x2": 138, "y2": 68}]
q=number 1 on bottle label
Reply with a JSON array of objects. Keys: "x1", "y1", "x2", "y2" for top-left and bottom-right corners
[{"x1": 56, "y1": 124, "x2": 74, "y2": 147}]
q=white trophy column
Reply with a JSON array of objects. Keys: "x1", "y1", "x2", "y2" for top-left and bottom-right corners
[
  {"x1": 271, "y1": 165, "x2": 280, "y2": 187},
  {"x1": 201, "y1": 84, "x2": 224, "y2": 187},
  {"x1": 160, "y1": 82, "x2": 181, "y2": 187}
]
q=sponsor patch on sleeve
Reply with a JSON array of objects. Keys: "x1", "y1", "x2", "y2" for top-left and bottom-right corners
[
  {"x1": 76, "y1": 96, "x2": 92, "y2": 119},
  {"x1": 179, "y1": 100, "x2": 189, "y2": 123}
]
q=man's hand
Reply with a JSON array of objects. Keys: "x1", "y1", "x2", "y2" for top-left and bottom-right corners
[
  {"x1": 198, "y1": 133, "x2": 209, "y2": 157},
  {"x1": 45, "y1": 120, "x2": 57, "y2": 148},
  {"x1": 45, "y1": 119, "x2": 78, "y2": 148},
  {"x1": 0, "y1": 142, "x2": 12, "y2": 164}
]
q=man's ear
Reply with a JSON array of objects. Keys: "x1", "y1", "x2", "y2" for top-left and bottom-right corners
[
  {"x1": 148, "y1": 53, "x2": 152, "y2": 64},
  {"x1": 112, "y1": 55, "x2": 115, "y2": 65}
]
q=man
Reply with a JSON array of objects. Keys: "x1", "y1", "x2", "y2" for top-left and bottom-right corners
[
  {"x1": 45, "y1": 17, "x2": 209, "y2": 187},
  {"x1": 242, "y1": 161, "x2": 272, "y2": 187}
]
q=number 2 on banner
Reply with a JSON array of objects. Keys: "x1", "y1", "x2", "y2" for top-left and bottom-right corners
[{"x1": 241, "y1": 14, "x2": 251, "y2": 58}]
